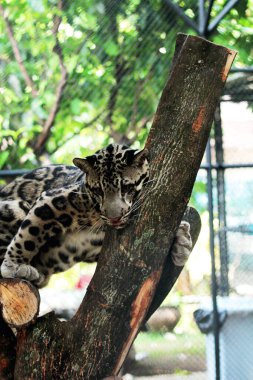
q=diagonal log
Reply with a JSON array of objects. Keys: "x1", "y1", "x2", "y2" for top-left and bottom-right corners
[{"x1": 6, "y1": 34, "x2": 236, "y2": 379}]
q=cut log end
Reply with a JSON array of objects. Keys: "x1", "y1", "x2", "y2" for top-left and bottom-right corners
[{"x1": 0, "y1": 279, "x2": 40, "y2": 328}]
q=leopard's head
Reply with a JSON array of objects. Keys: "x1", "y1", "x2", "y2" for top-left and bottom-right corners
[{"x1": 73, "y1": 144, "x2": 149, "y2": 228}]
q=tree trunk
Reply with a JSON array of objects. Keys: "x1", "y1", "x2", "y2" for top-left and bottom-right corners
[{"x1": 1, "y1": 34, "x2": 236, "y2": 380}]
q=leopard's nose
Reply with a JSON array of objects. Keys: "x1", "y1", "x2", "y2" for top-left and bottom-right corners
[{"x1": 108, "y1": 217, "x2": 121, "y2": 224}]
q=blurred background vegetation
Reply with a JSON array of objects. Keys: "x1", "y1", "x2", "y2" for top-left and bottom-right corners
[{"x1": 0, "y1": 0, "x2": 252, "y2": 170}]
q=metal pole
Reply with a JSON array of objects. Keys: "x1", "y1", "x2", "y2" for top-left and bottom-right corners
[
  {"x1": 203, "y1": 0, "x2": 215, "y2": 37},
  {"x1": 202, "y1": 5, "x2": 220, "y2": 376},
  {"x1": 208, "y1": 0, "x2": 240, "y2": 34},
  {"x1": 206, "y1": 138, "x2": 220, "y2": 380},
  {"x1": 198, "y1": 0, "x2": 206, "y2": 36},
  {"x1": 163, "y1": 0, "x2": 199, "y2": 33},
  {"x1": 214, "y1": 104, "x2": 230, "y2": 296}
]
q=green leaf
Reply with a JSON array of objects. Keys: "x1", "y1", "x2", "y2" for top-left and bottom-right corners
[
  {"x1": 27, "y1": 0, "x2": 45, "y2": 13},
  {"x1": 70, "y1": 98, "x2": 81, "y2": 115},
  {"x1": 0, "y1": 151, "x2": 10, "y2": 168},
  {"x1": 31, "y1": 99, "x2": 47, "y2": 119},
  {"x1": 104, "y1": 40, "x2": 119, "y2": 57}
]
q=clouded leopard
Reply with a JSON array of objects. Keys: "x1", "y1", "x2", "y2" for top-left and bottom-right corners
[{"x1": 0, "y1": 144, "x2": 192, "y2": 287}]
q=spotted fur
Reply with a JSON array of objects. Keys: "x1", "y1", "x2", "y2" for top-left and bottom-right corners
[{"x1": 0, "y1": 144, "x2": 192, "y2": 287}]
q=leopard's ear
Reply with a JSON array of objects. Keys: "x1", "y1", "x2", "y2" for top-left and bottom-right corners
[
  {"x1": 132, "y1": 149, "x2": 149, "y2": 167},
  {"x1": 73, "y1": 155, "x2": 96, "y2": 173}
]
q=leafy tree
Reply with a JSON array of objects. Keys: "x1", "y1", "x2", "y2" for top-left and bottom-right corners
[{"x1": 0, "y1": 0, "x2": 252, "y2": 171}]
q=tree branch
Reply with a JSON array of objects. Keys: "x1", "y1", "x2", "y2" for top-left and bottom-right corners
[
  {"x1": 33, "y1": 0, "x2": 68, "y2": 157},
  {"x1": 0, "y1": 5, "x2": 38, "y2": 97}
]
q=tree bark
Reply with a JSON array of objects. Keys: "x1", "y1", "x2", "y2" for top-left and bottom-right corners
[
  {"x1": 0, "y1": 279, "x2": 40, "y2": 328},
  {"x1": 1, "y1": 34, "x2": 236, "y2": 379},
  {"x1": 0, "y1": 316, "x2": 16, "y2": 380}
]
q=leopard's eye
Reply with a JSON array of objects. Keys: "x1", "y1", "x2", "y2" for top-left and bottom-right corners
[{"x1": 121, "y1": 183, "x2": 135, "y2": 194}]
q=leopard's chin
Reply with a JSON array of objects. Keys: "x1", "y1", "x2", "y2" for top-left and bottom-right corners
[
  {"x1": 113, "y1": 223, "x2": 126, "y2": 230},
  {"x1": 107, "y1": 219, "x2": 128, "y2": 229}
]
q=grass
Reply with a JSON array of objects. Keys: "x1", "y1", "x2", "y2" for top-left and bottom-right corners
[
  {"x1": 133, "y1": 302, "x2": 206, "y2": 375},
  {"x1": 135, "y1": 330, "x2": 205, "y2": 360}
]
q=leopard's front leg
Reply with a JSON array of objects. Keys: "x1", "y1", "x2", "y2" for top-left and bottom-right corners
[
  {"x1": 171, "y1": 221, "x2": 192, "y2": 267},
  {"x1": 1, "y1": 195, "x2": 65, "y2": 285}
]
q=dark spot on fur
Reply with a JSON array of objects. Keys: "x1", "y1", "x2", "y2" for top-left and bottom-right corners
[
  {"x1": 68, "y1": 192, "x2": 82, "y2": 211},
  {"x1": 57, "y1": 214, "x2": 72, "y2": 227},
  {"x1": 29, "y1": 226, "x2": 40, "y2": 236},
  {"x1": 52, "y1": 166, "x2": 67, "y2": 177},
  {"x1": 34, "y1": 204, "x2": 55, "y2": 220},
  {"x1": 124, "y1": 149, "x2": 136, "y2": 165},
  {"x1": 39, "y1": 242, "x2": 50, "y2": 254},
  {"x1": 66, "y1": 245, "x2": 77, "y2": 254},
  {"x1": 49, "y1": 239, "x2": 61, "y2": 248},
  {"x1": 19, "y1": 201, "x2": 30, "y2": 213},
  {"x1": 106, "y1": 144, "x2": 114, "y2": 154},
  {"x1": 44, "y1": 222, "x2": 56, "y2": 231},
  {"x1": 23, "y1": 171, "x2": 35, "y2": 180},
  {"x1": 21, "y1": 219, "x2": 31, "y2": 229},
  {"x1": 17, "y1": 181, "x2": 40, "y2": 203},
  {"x1": 73, "y1": 256, "x2": 81, "y2": 262},
  {"x1": 52, "y1": 196, "x2": 67, "y2": 211},
  {"x1": 90, "y1": 239, "x2": 103, "y2": 247},
  {"x1": 52, "y1": 226, "x2": 62, "y2": 235},
  {"x1": 0, "y1": 207, "x2": 15, "y2": 223},
  {"x1": 59, "y1": 252, "x2": 69, "y2": 264},
  {"x1": 45, "y1": 258, "x2": 58, "y2": 268},
  {"x1": 24, "y1": 240, "x2": 35, "y2": 251},
  {"x1": 54, "y1": 266, "x2": 63, "y2": 272},
  {"x1": 0, "y1": 239, "x2": 11, "y2": 247}
]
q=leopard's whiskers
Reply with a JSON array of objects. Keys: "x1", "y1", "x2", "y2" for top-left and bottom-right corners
[
  {"x1": 123, "y1": 187, "x2": 156, "y2": 219},
  {"x1": 88, "y1": 219, "x2": 104, "y2": 234}
]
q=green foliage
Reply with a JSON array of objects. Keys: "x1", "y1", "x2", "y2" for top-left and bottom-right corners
[{"x1": 0, "y1": 0, "x2": 252, "y2": 171}]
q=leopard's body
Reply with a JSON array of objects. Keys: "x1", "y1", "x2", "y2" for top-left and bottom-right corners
[{"x1": 0, "y1": 144, "x2": 192, "y2": 287}]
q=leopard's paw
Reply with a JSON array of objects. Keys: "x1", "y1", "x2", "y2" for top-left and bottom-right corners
[
  {"x1": 1, "y1": 259, "x2": 40, "y2": 282},
  {"x1": 33, "y1": 273, "x2": 48, "y2": 288},
  {"x1": 171, "y1": 221, "x2": 192, "y2": 267}
]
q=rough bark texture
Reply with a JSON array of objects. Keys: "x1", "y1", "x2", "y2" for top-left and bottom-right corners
[
  {"x1": 1, "y1": 34, "x2": 236, "y2": 380},
  {"x1": 0, "y1": 316, "x2": 16, "y2": 380}
]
